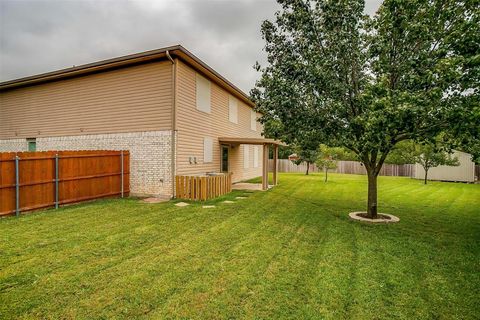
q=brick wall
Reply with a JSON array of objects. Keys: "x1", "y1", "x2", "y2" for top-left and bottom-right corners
[
  {"x1": 0, "y1": 139, "x2": 27, "y2": 152},
  {"x1": 1, "y1": 131, "x2": 174, "y2": 197}
]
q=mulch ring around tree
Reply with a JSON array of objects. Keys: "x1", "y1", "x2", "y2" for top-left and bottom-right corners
[{"x1": 349, "y1": 211, "x2": 400, "y2": 224}]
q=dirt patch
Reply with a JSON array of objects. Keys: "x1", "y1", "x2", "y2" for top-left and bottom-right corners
[
  {"x1": 141, "y1": 197, "x2": 170, "y2": 204},
  {"x1": 349, "y1": 211, "x2": 399, "y2": 223}
]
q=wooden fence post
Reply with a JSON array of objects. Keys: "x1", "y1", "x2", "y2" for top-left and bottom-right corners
[
  {"x1": 55, "y1": 154, "x2": 59, "y2": 209},
  {"x1": 15, "y1": 155, "x2": 20, "y2": 217},
  {"x1": 120, "y1": 151, "x2": 124, "y2": 198}
]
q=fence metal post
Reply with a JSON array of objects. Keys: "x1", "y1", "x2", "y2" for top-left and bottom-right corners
[
  {"x1": 15, "y1": 155, "x2": 20, "y2": 217},
  {"x1": 55, "y1": 154, "x2": 59, "y2": 209},
  {"x1": 120, "y1": 151, "x2": 124, "y2": 198}
]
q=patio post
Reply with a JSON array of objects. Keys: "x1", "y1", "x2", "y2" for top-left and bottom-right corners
[
  {"x1": 273, "y1": 144, "x2": 278, "y2": 185},
  {"x1": 262, "y1": 144, "x2": 269, "y2": 190}
]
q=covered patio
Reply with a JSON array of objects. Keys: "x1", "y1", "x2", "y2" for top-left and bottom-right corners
[{"x1": 219, "y1": 137, "x2": 285, "y2": 190}]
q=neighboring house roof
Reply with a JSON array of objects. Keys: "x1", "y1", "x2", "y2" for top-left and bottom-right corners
[
  {"x1": 288, "y1": 153, "x2": 299, "y2": 161},
  {"x1": 0, "y1": 45, "x2": 254, "y2": 108}
]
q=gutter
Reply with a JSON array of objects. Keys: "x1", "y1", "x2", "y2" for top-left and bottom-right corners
[{"x1": 166, "y1": 50, "x2": 177, "y2": 198}]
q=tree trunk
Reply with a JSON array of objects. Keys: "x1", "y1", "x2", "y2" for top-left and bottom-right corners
[
  {"x1": 366, "y1": 171, "x2": 378, "y2": 219},
  {"x1": 306, "y1": 161, "x2": 310, "y2": 175},
  {"x1": 424, "y1": 168, "x2": 428, "y2": 184},
  {"x1": 325, "y1": 168, "x2": 328, "y2": 182}
]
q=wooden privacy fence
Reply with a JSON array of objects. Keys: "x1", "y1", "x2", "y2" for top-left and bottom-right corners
[
  {"x1": 271, "y1": 160, "x2": 319, "y2": 174},
  {"x1": 270, "y1": 159, "x2": 415, "y2": 177},
  {"x1": 335, "y1": 161, "x2": 415, "y2": 177},
  {"x1": 0, "y1": 150, "x2": 130, "y2": 217},
  {"x1": 175, "y1": 174, "x2": 232, "y2": 201}
]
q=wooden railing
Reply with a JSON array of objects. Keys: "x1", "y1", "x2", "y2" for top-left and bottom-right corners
[
  {"x1": 0, "y1": 150, "x2": 130, "y2": 217},
  {"x1": 175, "y1": 173, "x2": 232, "y2": 201}
]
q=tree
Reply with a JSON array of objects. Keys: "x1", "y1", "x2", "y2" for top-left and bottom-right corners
[
  {"x1": 291, "y1": 138, "x2": 320, "y2": 175},
  {"x1": 386, "y1": 140, "x2": 459, "y2": 183},
  {"x1": 415, "y1": 145, "x2": 459, "y2": 184},
  {"x1": 316, "y1": 145, "x2": 350, "y2": 182},
  {"x1": 385, "y1": 140, "x2": 417, "y2": 165},
  {"x1": 251, "y1": 0, "x2": 479, "y2": 218}
]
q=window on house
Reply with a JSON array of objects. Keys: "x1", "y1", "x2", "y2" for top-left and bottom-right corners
[
  {"x1": 27, "y1": 138, "x2": 36, "y2": 152},
  {"x1": 203, "y1": 137, "x2": 213, "y2": 163},
  {"x1": 196, "y1": 73, "x2": 211, "y2": 113},
  {"x1": 228, "y1": 96, "x2": 238, "y2": 124},
  {"x1": 243, "y1": 145, "x2": 250, "y2": 169},
  {"x1": 250, "y1": 110, "x2": 257, "y2": 131},
  {"x1": 253, "y1": 146, "x2": 259, "y2": 168}
]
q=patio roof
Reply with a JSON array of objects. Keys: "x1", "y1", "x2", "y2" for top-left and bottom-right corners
[{"x1": 218, "y1": 137, "x2": 286, "y2": 146}]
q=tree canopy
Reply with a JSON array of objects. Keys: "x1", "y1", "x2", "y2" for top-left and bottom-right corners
[
  {"x1": 316, "y1": 145, "x2": 351, "y2": 182},
  {"x1": 252, "y1": 0, "x2": 479, "y2": 218}
]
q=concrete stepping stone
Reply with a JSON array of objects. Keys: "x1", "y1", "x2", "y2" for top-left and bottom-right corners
[
  {"x1": 235, "y1": 197, "x2": 247, "y2": 199},
  {"x1": 175, "y1": 202, "x2": 190, "y2": 207},
  {"x1": 202, "y1": 205, "x2": 216, "y2": 208},
  {"x1": 223, "y1": 200, "x2": 235, "y2": 204}
]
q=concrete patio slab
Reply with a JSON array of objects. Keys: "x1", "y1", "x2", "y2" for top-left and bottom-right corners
[{"x1": 232, "y1": 183, "x2": 273, "y2": 191}]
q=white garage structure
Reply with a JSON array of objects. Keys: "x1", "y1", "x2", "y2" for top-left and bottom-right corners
[{"x1": 414, "y1": 150, "x2": 476, "y2": 183}]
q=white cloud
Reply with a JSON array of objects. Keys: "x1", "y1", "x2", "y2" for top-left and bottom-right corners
[{"x1": 0, "y1": 0, "x2": 383, "y2": 93}]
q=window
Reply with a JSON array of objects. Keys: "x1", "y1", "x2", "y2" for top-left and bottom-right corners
[
  {"x1": 250, "y1": 110, "x2": 257, "y2": 131},
  {"x1": 196, "y1": 73, "x2": 211, "y2": 113},
  {"x1": 228, "y1": 96, "x2": 238, "y2": 124},
  {"x1": 27, "y1": 138, "x2": 36, "y2": 152},
  {"x1": 243, "y1": 145, "x2": 250, "y2": 169},
  {"x1": 203, "y1": 137, "x2": 213, "y2": 163},
  {"x1": 253, "y1": 146, "x2": 259, "y2": 168}
]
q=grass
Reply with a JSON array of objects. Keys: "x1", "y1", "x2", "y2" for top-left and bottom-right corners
[{"x1": 1, "y1": 173, "x2": 479, "y2": 319}]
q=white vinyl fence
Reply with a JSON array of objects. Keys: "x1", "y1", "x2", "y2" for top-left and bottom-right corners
[
  {"x1": 413, "y1": 150, "x2": 476, "y2": 183},
  {"x1": 270, "y1": 159, "x2": 415, "y2": 177}
]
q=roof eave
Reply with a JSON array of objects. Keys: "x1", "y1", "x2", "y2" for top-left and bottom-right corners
[{"x1": 219, "y1": 137, "x2": 286, "y2": 146}]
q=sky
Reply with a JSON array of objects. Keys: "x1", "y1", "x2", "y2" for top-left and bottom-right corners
[{"x1": 0, "y1": 0, "x2": 383, "y2": 94}]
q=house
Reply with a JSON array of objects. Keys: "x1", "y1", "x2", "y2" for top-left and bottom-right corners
[
  {"x1": 288, "y1": 153, "x2": 299, "y2": 161},
  {"x1": 414, "y1": 150, "x2": 476, "y2": 183},
  {"x1": 0, "y1": 45, "x2": 282, "y2": 197}
]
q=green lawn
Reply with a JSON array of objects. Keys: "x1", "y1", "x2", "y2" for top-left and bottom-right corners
[{"x1": 1, "y1": 173, "x2": 479, "y2": 319}]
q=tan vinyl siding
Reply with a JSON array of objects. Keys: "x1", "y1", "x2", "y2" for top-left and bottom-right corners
[
  {"x1": 176, "y1": 60, "x2": 263, "y2": 182},
  {"x1": 0, "y1": 61, "x2": 172, "y2": 139}
]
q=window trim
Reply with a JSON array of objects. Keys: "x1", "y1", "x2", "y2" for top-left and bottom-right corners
[
  {"x1": 250, "y1": 110, "x2": 257, "y2": 131},
  {"x1": 228, "y1": 95, "x2": 238, "y2": 124},
  {"x1": 243, "y1": 145, "x2": 250, "y2": 169},
  {"x1": 253, "y1": 146, "x2": 259, "y2": 168},
  {"x1": 203, "y1": 137, "x2": 213, "y2": 163},
  {"x1": 26, "y1": 138, "x2": 36, "y2": 152},
  {"x1": 196, "y1": 73, "x2": 211, "y2": 114}
]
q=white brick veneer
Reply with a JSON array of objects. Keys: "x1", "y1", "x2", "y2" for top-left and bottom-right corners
[
  {"x1": 0, "y1": 139, "x2": 27, "y2": 151},
  {"x1": 0, "y1": 131, "x2": 174, "y2": 196}
]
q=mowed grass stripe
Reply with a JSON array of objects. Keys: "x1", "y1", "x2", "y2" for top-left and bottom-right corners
[{"x1": 0, "y1": 173, "x2": 479, "y2": 319}]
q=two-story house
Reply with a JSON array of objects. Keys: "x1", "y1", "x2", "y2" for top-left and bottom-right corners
[{"x1": 0, "y1": 45, "x2": 281, "y2": 198}]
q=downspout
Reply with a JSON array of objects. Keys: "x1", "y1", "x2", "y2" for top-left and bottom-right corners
[{"x1": 166, "y1": 50, "x2": 177, "y2": 198}]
